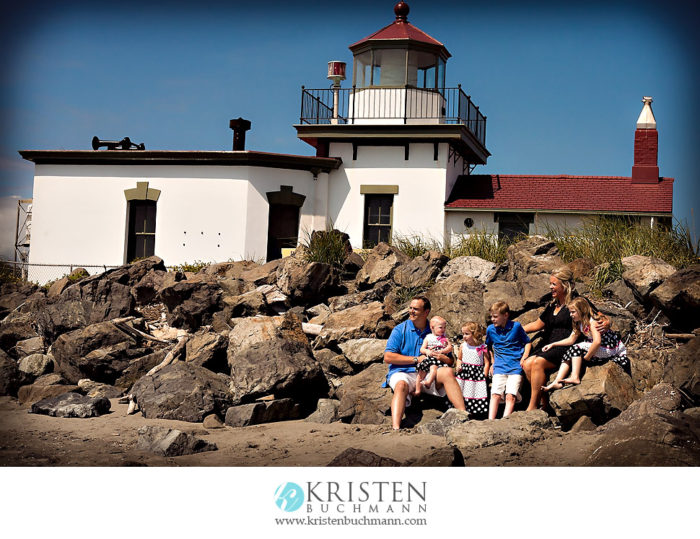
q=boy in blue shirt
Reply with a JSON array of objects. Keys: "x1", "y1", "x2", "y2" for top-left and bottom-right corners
[{"x1": 486, "y1": 301, "x2": 531, "y2": 420}]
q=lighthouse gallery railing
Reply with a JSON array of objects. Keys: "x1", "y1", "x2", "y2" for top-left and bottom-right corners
[{"x1": 299, "y1": 86, "x2": 486, "y2": 147}]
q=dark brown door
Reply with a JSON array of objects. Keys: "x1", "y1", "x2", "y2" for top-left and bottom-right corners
[{"x1": 267, "y1": 203, "x2": 300, "y2": 261}]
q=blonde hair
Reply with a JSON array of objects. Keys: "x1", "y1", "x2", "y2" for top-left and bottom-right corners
[
  {"x1": 430, "y1": 316, "x2": 446, "y2": 329},
  {"x1": 568, "y1": 297, "x2": 600, "y2": 332},
  {"x1": 551, "y1": 266, "x2": 576, "y2": 305},
  {"x1": 490, "y1": 301, "x2": 510, "y2": 316},
  {"x1": 461, "y1": 321, "x2": 485, "y2": 344}
]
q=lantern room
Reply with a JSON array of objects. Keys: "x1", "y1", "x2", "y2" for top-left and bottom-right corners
[{"x1": 350, "y1": 1, "x2": 449, "y2": 90}]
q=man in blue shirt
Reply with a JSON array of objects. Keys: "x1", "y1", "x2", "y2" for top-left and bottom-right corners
[
  {"x1": 384, "y1": 296, "x2": 466, "y2": 430},
  {"x1": 486, "y1": 301, "x2": 532, "y2": 419}
]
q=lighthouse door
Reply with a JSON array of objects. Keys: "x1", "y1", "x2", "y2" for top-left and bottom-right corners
[{"x1": 266, "y1": 203, "x2": 301, "y2": 261}]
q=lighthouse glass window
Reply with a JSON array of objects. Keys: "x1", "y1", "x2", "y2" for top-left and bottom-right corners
[{"x1": 363, "y1": 194, "x2": 393, "y2": 247}]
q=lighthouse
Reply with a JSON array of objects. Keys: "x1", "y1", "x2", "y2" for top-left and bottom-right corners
[{"x1": 296, "y1": 2, "x2": 490, "y2": 248}]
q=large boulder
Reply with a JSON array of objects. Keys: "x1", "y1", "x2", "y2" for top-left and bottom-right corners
[
  {"x1": 158, "y1": 275, "x2": 223, "y2": 330},
  {"x1": 131, "y1": 269, "x2": 171, "y2": 305},
  {"x1": 227, "y1": 313, "x2": 326, "y2": 404},
  {"x1": 338, "y1": 338, "x2": 388, "y2": 369},
  {"x1": 329, "y1": 282, "x2": 393, "y2": 313},
  {"x1": 18, "y1": 353, "x2": 53, "y2": 378},
  {"x1": 314, "y1": 302, "x2": 388, "y2": 349},
  {"x1": 77, "y1": 379, "x2": 124, "y2": 399},
  {"x1": 593, "y1": 300, "x2": 636, "y2": 339},
  {"x1": 483, "y1": 281, "x2": 525, "y2": 316},
  {"x1": 621, "y1": 255, "x2": 676, "y2": 299},
  {"x1": 239, "y1": 259, "x2": 283, "y2": 287},
  {"x1": 492, "y1": 236, "x2": 563, "y2": 281},
  {"x1": 0, "y1": 319, "x2": 39, "y2": 357},
  {"x1": 548, "y1": 362, "x2": 637, "y2": 428},
  {"x1": 336, "y1": 363, "x2": 392, "y2": 425},
  {"x1": 18, "y1": 382, "x2": 80, "y2": 406},
  {"x1": 629, "y1": 347, "x2": 666, "y2": 393},
  {"x1": 30, "y1": 392, "x2": 110, "y2": 418},
  {"x1": 47, "y1": 268, "x2": 90, "y2": 298},
  {"x1": 603, "y1": 279, "x2": 646, "y2": 319},
  {"x1": 0, "y1": 349, "x2": 24, "y2": 396},
  {"x1": 185, "y1": 330, "x2": 228, "y2": 373},
  {"x1": 114, "y1": 348, "x2": 168, "y2": 389},
  {"x1": 0, "y1": 281, "x2": 41, "y2": 319},
  {"x1": 355, "y1": 243, "x2": 410, "y2": 290},
  {"x1": 425, "y1": 275, "x2": 486, "y2": 335},
  {"x1": 276, "y1": 258, "x2": 342, "y2": 306},
  {"x1": 661, "y1": 337, "x2": 700, "y2": 401},
  {"x1": 14, "y1": 336, "x2": 45, "y2": 358},
  {"x1": 202, "y1": 260, "x2": 259, "y2": 280},
  {"x1": 585, "y1": 383, "x2": 700, "y2": 466},
  {"x1": 305, "y1": 398, "x2": 341, "y2": 424},
  {"x1": 649, "y1": 265, "x2": 700, "y2": 331},
  {"x1": 436, "y1": 256, "x2": 496, "y2": 284},
  {"x1": 393, "y1": 250, "x2": 449, "y2": 288},
  {"x1": 327, "y1": 448, "x2": 400, "y2": 467},
  {"x1": 130, "y1": 362, "x2": 234, "y2": 422},
  {"x1": 50, "y1": 321, "x2": 152, "y2": 384},
  {"x1": 136, "y1": 426, "x2": 217, "y2": 457},
  {"x1": 445, "y1": 410, "x2": 558, "y2": 454}
]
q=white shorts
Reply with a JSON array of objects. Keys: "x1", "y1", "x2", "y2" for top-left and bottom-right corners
[
  {"x1": 388, "y1": 371, "x2": 447, "y2": 408},
  {"x1": 491, "y1": 374, "x2": 522, "y2": 402}
]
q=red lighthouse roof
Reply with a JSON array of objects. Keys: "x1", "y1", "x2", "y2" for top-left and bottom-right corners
[{"x1": 349, "y1": 2, "x2": 450, "y2": 57}]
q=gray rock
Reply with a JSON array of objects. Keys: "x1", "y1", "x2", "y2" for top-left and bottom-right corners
[
  {"x1": 629, "y1": 347, "x2": 665, "y2": 393},
  {"x1": 240, "y1": 259, "x2": 284, "y2": 287},
  {"x1": 136, "y1": 425, "x2": 217, "y2": 457},
  {"x1": 355, "y1": 243, "x2": 410, "y2": 290},
  {"x1": 315, "y1": 302, "x2": 387, "y2": 349},
  {"x1": 221, "y1": 289, "x2": 268, "y2": 318},
  {"x1": 594, "y1": 300, "x2": 636, "y2": 339},
  {"x1": 307, "y1": 303, "x2": 331, "y2": 325},
  {"x1": 662, "y1": 337, "x2": 700, "y2": 401},
  {"x1": 586, "y1": 383, "x2": 700, "y2": 466},
  {"x1": 305, "y1": 399, "x2": 341, "y2": 423},
  {"x1": 0, "y1": 349, "x2": 24, "y2": 396},
  {"x1": 185, "y1": 331, "x2": 228, "y2": 372},
  {"x1": 314, "y1": 348, "x2": 354, "y2": 377},
  {"x1": 276, "y1": 257, "x2": 342, "y2": 306},
  {"x1": 603, "y1": 279, "x2": 646, "y2": 319},
  {"x1": 14, "y1": 336, "x2": 45, "y2": 358},
  {"x1": 446, "y1": 410, "x2": 559, "y2": 452},
  {"x1": 46, "y1": 268, "x2": 90, "y2": 298},
  {"x1": 416, "y1": 408, "x2": 471, "y2": 436},
  {"x1": 548, "y1": 362, "x2": 636, "y2": 428},
  {"x1": 224, "y1": 398, "x2": 300, "y2": 427},
  {"x1": 131, "y1": 362, "x2": 234, "y2": 422},
  {"x1": 158, "y1": 275, "x2": 223, "y2": 330},
  {"x1": 227, "y1": 313, "x2": 325, "y2": 404},
  {"x1": 483, "y1": 281, "x2": 525, "y2": 316},
  {"x1": 131, "y1": 269, "x2": 169, "y2": 305},
  {"x1": 0, "y1": 281, "x2": 41, "y2": 319},
  {"x1": 202, "y1": 260, "x2": 259, "y2": 280},
  {"x1": 114, "y1": 348, "x2": 168, "y2": 389},
  {"x1": 77, "y1": 379, "x2": 124, "y2": 399},
  {"x1": 518, "y1": 273, "x2": 552, "y2": 308},
  {"x1": 407, "y1": 446, "x2": 465, "y2": 467},
  {"x1": 492, "y1": 236, "x2": 563, "y2": 282},
  {"x1": 621, "y1": 255, "x2": 676, "y2": 299},
  {"x1": 203, "y1": 414, "x2": 224, "y2": 429},
  {"x1": 569, "y1": 415, "x2": 597, "y2": 432},
  {"x1": 30, "y1": 392, "x2": 110, "y2": 418},
  {"x1": 425, "y1": 275, "x2": 486, "y2": 336},
  {"x1": 0, "y1": 319, "x2": 39, "y2": 358},
  {"x1": 338, "y1": 338, "x2": 388, "y2": 368},
  {"x1": 394, "y1": 250, "x2": 449, "y2": 288},
  {"x1": 18, "y1": 383, "x2": 80, "y2": 406},
  {"x1": 18, "y1": 353, "x2": 53, "y2": 377},
  {"x1": 649, "y1": 264, "x2": 700, "y2": 331},
  {"x1": 436, "y1": 256, "x2": 496, "y2": 284},
  {"x1": 336, "y1": 363, "x2": 392, "y2": 425},
  {"x1": 327, "y1": 448, "x2": 400, "y2": 467}
]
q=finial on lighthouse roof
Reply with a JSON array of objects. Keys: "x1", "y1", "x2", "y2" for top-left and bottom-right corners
[
  {"x1": 636, "y1": 96, "x2": 657, "y2": 129},
  {"x1": 394, "y1": 2, "x2": 410, "y2": 22}
]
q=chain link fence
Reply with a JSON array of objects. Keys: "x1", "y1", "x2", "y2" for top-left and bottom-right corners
[{"x1": 0, "y1": 260, "x2": 121, "y2": 286}]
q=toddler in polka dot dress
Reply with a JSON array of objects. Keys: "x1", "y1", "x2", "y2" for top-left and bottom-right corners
[{"x1": 415, "y1": 316, "x2": 453, "y2": 396}]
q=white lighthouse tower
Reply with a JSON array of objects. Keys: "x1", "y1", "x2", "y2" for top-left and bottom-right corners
[{"x1": 295, "y1": 2, "x2": 489, "y2": 248}]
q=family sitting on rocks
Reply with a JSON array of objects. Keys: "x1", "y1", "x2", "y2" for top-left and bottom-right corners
[{"x1": 383, "y1": 266, "x2": 629, "y2": 429}]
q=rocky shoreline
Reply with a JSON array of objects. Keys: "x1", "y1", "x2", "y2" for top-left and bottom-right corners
[{"x1": 1, "y1": 235, "x2": 698, "y2": 466}]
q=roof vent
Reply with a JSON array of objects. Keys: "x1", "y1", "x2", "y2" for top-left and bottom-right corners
[
  {"x1": 636, "y1": 96, "x2": 657, "y2": 129},
  {"x1": 229, "y1": 118, "x2": 251, "y2": 151}
]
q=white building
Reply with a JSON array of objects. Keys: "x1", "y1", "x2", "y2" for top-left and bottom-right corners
[{"x1": 20, "y1": 2, "x2": 673, "y2": 283}]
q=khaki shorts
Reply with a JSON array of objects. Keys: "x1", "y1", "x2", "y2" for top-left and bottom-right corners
[
  {"x1": 388, "y1": 371, "x2": 446, "y2": 407},
  {"x1": 491, "y1": 373, "x2": 522, "y2": 402}
]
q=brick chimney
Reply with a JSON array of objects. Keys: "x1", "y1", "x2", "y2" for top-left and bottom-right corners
[{"x1": 631, "y1": 96, "x2": 659, "y2": 183}]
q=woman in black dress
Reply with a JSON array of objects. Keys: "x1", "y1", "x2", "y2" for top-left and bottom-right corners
[{"x1": 521, "y1": 267, "x2": 607, "y2": 411}]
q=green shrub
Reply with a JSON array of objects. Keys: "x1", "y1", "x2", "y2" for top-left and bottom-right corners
[
  {"x1": 300, "y1": 226, "x2": 349, "y2": 268},
  {"x1": 447, "y1": 229, "x2": 514, "y2": 264},
  {"x1": 171, "y1": 260, "x2": 210, "y2": 273}
]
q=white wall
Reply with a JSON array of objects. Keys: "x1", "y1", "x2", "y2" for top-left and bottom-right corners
[
  {"x1": 327, "y1": 142, "x2": 448, "y2": 248},
  {"x1": 28, "y1": 163, "x2": 317, "y2": 278},
  {"x1": 445, "y1": 211, "x2": 497, "y2": 244}
]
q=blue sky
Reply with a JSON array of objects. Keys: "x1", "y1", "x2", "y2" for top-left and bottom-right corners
[{"x1": 1, "y1": 0, "x2": 698, "y2": 257}]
